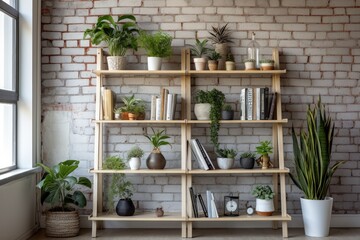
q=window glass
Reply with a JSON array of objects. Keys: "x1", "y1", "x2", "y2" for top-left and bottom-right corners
[
  {"x1": 0, "y1": 11, "x2": 16, "y2": 91},
  {"x1": 2, "y1": 0, "x2": 16, "y2": 8},
  {"x1": 0, "y1": 103, "x2": 15, "y2": 170}
]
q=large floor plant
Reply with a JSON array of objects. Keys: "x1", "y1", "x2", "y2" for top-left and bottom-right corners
[{"x1": 290, "y1": 97, "x2": 346, "y2": 237}]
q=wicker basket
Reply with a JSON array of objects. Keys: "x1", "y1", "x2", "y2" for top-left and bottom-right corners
[{"x1": 46, "y1": 210, "x2": 80, "y2": 237}]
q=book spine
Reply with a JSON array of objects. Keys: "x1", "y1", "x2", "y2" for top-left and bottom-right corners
[
  {"x1": 246, "y1": 88, "x2": 253, "y2": 120},
  {"x1": 240, "y1": 88, "x2": 246, "y2": 120},
  {"x1": 210, "y1": 193, "x2": 219, "y2": 218},
  {"x1": 206, "y1": 190, "x2": 212, "y2": 218},
  {"x1": 263, "y1": 87, "x2": 269, "y2": 120},
  {"x1": 166, "y1": 93, "x2": 173, "y2": 120},
  {"x1": 189, "y1": 187, "x2": 198, "y2": 218},
  {"x1": 171, "y1": 93, "x2": 177, "y2": 120},
  {"x1": 103, "y1": 89, "x2": 114, "y2": 120},
  {"x1": 150, "y1": 95, "x2": 157, "y2": 120},
  {"x1": 254, "y1": 87, "x2": 261, "y2": 120},
  {"x1": 195, "y1": 139, "x2": 214, "y2": 170},
  {"x1": 268, "y1": 92, "x2": 277, "y2": 120},
  {"x1": 155, "y1": 98, "x2": 161, "y2": 120},
  {"x1": 197, "y1": 194, "x2": 208, "y2": 217},
  {"x1": 190, "y1": 139, "x2": 209, "y2": 170}
]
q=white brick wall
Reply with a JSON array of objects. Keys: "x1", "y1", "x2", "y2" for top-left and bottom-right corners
[{"x1": 41, "y1": 0, "x2": 360, "y2": 215}]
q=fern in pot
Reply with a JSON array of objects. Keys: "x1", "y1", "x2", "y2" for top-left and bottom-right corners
[
  {"x1": 290, "y1": 98, "x2": 346, "y2": 237},
  {"x1": 37, "y1": 160, "x2": 92, "y2": 237},
  {"x1": 144, "y1": 128, "x2": 172, "y2": 169},
  {"x1": 138, "y1": 31, "x2": 172, "y2": 70},
  {"x1": 83, "y1": 15, "x2": 139, "y2": 70}
]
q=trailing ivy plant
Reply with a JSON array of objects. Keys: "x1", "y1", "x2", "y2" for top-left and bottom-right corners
[{"x1": 195, "y1": 89, "x2": 225, "y2": 151}]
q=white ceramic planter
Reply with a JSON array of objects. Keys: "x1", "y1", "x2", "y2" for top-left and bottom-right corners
[
  {"x1": 194, "y1": 103, "x2": 211, "y2": 120},
  {"x1": 301, "y1": 197, "x2": 333, "y2": 237},
  {"x1": 217, "y1": 157, "x2": 234, "y2": 169},
  {"x1": 147, "y1": 56, "x2": 162, "y2": 70},
  {"x1": 225, "y1": 61, "x2": 236, "y2": 71},
  {"x1": 194, "y1": 58, "x2": 207, "y2": 70},
  {"x1": 244, "y1": 61, "x2": 256, "y2": 70},
  {"x1": 128, "y1": 157, "x2": 141, "y2": 170},
  {"x1": 255, "y1": 198, "x2": 274, "y2": 216},
  {"x1": 107, "y1": 56, "x2": 126, "y2": 70}
]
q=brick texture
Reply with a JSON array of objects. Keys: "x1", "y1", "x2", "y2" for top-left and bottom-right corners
[{"x1": 41, "y1": 0, "x2": 360, "y2": 215}]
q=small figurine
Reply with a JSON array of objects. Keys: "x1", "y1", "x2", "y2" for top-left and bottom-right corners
[
  {"x1": 256, "y1": 156, "x2": 273, "y2": 169},
  {"x1": 156, "y1": 207, "x2": 164, "y2": 217}
]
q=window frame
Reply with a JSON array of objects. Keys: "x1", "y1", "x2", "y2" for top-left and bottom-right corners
[{"x1": 0, "y1": 0, "x2": 19, "y2": 173}]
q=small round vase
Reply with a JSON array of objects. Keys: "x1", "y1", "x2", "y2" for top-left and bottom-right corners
[
  {"x1": 240, "y1": 157, "x2": 255, "y2": 169},
  {"x1": 217, "y1": 157, "x2": 234, "y2": 169},
  {"x1": 116, "y1": 199, "x2": 135, "y2": 216},
  {"x1": 146, "y1": 151, "x2": 166, "y2": 169}
]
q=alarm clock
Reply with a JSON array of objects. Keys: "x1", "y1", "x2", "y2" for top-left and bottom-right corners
[
  {"x1": 246, "y1": 201, "x2": 254, "y2": 215},
  {"x1": 224, "y1": 195, "x2": 239, "y2": 216}
]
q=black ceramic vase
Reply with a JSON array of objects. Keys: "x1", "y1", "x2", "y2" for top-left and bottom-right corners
[
  {"x1": 116, "y1": 199, "x2": 135, "y2": 216},
  {"x1": 146, "y1": 151, "x2": 166, "y2": 169},
  {"x1": 240, "y1": 157, "x2": 255, "y2": 169}
]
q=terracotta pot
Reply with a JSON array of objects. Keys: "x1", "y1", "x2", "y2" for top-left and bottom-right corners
[
  {"x1": 208, "y1": 60, "x2": 218, "y2": 71},
  {"x1": 128, "y1": 113, "x2": 136, "y2": 120},
  {"x1": 120, "y1": 112, "x2": 129, "y2": 120},
  {"x1": 260, "y1": 63, "x2": 274, "y2": 70}
]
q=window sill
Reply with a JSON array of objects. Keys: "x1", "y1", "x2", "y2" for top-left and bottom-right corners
[{"x1": 0, "y1": 167, "x2": 41, "y2": 186}]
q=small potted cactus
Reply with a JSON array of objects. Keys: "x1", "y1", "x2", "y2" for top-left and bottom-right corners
[
  {"x1": 225, "y1": 53, "x2": 235, "y2": 71},
  {"x1": 260, "y1": 59, "x2": 275, "y2": 70},
  {"x1": 207, "y1": 50, "x2": 221, "y2": 71},
  {"x1": 244, "y1": 59, "x2": 256, "y2": 70}
]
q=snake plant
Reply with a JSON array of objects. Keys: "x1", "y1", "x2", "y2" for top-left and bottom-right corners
[{"x1": 290, "y1": 98, "x2": 346, "y2": 200}]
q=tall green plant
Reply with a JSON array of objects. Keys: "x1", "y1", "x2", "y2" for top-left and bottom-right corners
[
  {"x1": 138, "y1": 31, "x2": 172, "y2": 57},
  {"x1": 290, "y1": 98, "x2": 346, "y2": 200},
  {"x1": 36, "y1": 160, "x2": 92, "y2": 211},
  {"x1": 83, "y1": 15, "x2": 139, "y2": 56}
]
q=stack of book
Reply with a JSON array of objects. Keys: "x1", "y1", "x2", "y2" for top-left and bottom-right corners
[
  {"x1": 102, "y1": 87, "x2": 114, "y2": 120},
  {"x1": 189, "y1": 188, "x2": 218, "y2": 218},
  {"x1": 189, "y1": 139, "x2": 215, "y2": 170},
  {"x1": 150, "y1": 88, "x2": 178, "y2": 120},
  {"x1": 239, "y1": 87, "x2": 277, "y2": 120}
]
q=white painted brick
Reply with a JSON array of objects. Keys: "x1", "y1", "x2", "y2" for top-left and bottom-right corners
[
  {"x1": 75, "y1": 9, "x2": 89, "y2": 16},
  {"x1": 204, "y1": 7, "x2": 217, "y2": 14},
  {"x1": 161, "y1": 23, "x2": 182, "y2": 30},
  {"x1": 311, "y1": 8, "x2": 333, "y2": 15},
  {"x1": 306, "y1": 0, "x2": 329, "y2": 7},
  {"x1": 42, "y1": 64, "x2": 61, "y2": 72},
  {"x1": 62, "y1": 63, "x2": 85, "y2": 71},
  {"x1": 323, "y1": 16, "x2": 350, "y2": 23},
  {"x1": 308, "y1": 23, "x2": 332, "y2": 31},
  {"x1": 293, "y1": 32, "x2": 315, "y2": 39},
  {"x1": 134, "y1": 7, "x2": 159, "y2": 15},
  {"x1": 42, "y1": 32, "x2": 62, "y2": 40},
  {"x1": 183, "y1": 22, "x2": 206, "y2": 30},
  {"x1": 89, "y1": 8, "x2": 110, "y2": 15},
  {"x1": 288, "y1": 8, "x2": 309, "y2": 15},
  {"x1": 330, "y1": 0, "x2": 356, "y2": 7},
  {"x1": 244, "y1": 8, "x2": 266, "y2": 15},
  {"x1": 234, "y1": 0, "x2": 256, "y2": 6},
  {"x1": 61, "y1": 48, "x2": 85, "y2": 55},
  {"x1": 50, "y1": 56, "x2": 71, "y2": 63},
  {"x1": 282, "y1": 0, "x2": 305, "y2": 6},
  {"x1": 275, "y1": 16, "x2": 296, "y2": 23},
  {"x1": 62, "y1": 32, "x2": 84, "y2": 40}
]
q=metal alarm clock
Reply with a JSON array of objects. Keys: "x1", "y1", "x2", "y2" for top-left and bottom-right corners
[{"x1": 224, "y1": 194, "x2": 239, "y2": 216}]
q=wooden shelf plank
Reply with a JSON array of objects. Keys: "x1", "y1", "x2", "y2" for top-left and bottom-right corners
[
  {"x1": 93, "y1": 70, "x2": 185, "y2": 76},
  {"x1": 189, "y1": 213, "x2": 291, "y2": 222},
  {"x1": 90, "y1": 168, "x2": 186, "y2": 174},
  {"x1": 93, "y1": 120, "x2": 186, "y2": 124},
  {"x1": 89, "y1": 212, "x2": 185, "y2": 221},
  {"x1": 188, "y1": 119, "x2": 288, "y2": 124},
  {"x1": 188, "y1": 70, "x2": 286, "y2": 75},
  {"x1": 188, "y1": 168, "x2": 290, "y2": 174}
]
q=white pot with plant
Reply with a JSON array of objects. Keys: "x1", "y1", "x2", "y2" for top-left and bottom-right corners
[
  {"x1": 260, "y1": 59, "x2": 275, "y2": 70},
  {"x1": 138, "y1": 31, "x2": 173, "y2": 70},
  {"x1": 244, "y1": 59, "x2": 256, "y2": 70},
  {"x1": 225, "y1": 53, "x2": 236, "y2": 71},
  {"x1": 290, "y1": 98, "x2": 346, "y2": 237},
  {"x1": 127, "y1": 145, "x2": 144, "y2": 170},
  {"x1": 216, "y1": 148, "x2": 237, "y2": 169},
  {"x1": 252, "y1": 185, "x2": 275, "y2": 216},
  {"x1": 37, "y1": 160, "x2": 92, "y2": 237},
  {"x1": 189, "y1": 38, "x2": 209, "y2": 70},
  {"x1": 207, "y1": 49, "x2": 221, "y2": 71},
  {"x1": 208, "y1": 23, "x2": 233, "y2": 70},
  {"x1": 83, "y1": 15, "x2": 139, "y2": 70}
]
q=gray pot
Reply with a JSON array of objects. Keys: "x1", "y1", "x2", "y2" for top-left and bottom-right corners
[
  {"x1": 146, "y1": 151, "x2": 166, "y2": 169},
  {"x1": 222, "y1": 110, "x2": 234, "y2": 120},
  {"x1": 240, "y1": 157, "x2": 255, "y2": 169}
]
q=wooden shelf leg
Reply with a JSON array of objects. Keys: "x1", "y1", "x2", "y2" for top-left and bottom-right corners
[
  {"x1": 282, "y1": 221, "x2": 288, "y2": 238},
  {"x1": 187, "y1": 222, "x2": 192, "y2": 238},
  {"x1": 91, "y1": 221, "x2": 97, "y2": 238}
]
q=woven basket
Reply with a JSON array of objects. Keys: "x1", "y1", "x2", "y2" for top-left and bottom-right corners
[{"x1": 46, "y1": 210, "x2": 80, "y2": 237}]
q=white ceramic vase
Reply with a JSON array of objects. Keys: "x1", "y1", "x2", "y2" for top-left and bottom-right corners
[
  {"x1": 194, "y1": 103, "x2": 211, "y2": 120},
  {"x1": 107, "y1": 56, "x2": 126, "y2": 70},
  {"x1": 147, "y1": 56, "x2": 162, "y2": 70},
  {"x1": 194, "y1": 58, "x2": 207, "y2": 70},
  {"x1": 217, "y1": 157, "x2": 234, "y2": 169},
  {"x1": 128, "y1": 157, "x2": 141, "y2": 170},
  {"x1": 255, "y1": 198, "x2": 274, "y2": 216},
  {"x1": 300, "y1": 197, "x2": 333, "y2": 237},
  {"x1": 244, "y1": 61, "x2": 256, "y2": 70}
]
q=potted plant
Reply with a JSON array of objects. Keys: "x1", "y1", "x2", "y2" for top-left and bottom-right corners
[
  {"x1": 144, "y1": 127, "x2": 172, "y2": 169},
  {"x1": 114, "y1": 107, "x2": 121, "y2": 119},
  {"x1": 252, "y1": 185, "x2": 275, "y2": 216},
  {"x1": 138, "y1": 31, "x2": 172, "y2": 70},
  {"x1": 290, "y1": 98, "x2": 346, "y2": 237},
  {"x1": 189, "y1": 38, "x2": 209, "y2": 70},
  {"x1": 127, "y1": 145, "x2": 144, "y2": 170},
  {"x1": 194, "y1": 89, "x2": 225, "y2": 151},
  {"x1": 207, "y1": 49, "x2": 221, "y2": 71},
  {"x1": 119, "y1": 94, "x2": 143, "y2": 120},
  {"x1": 216, "y1": 148, "x2": 237, "y2": 169},
  {"x1": 103, "y1": 156, "x2": 135, "y2": 216},
  {"x1": 225, "y1": 53, "x2": 235, "y2": 71},
  {"x1": 240, "y1": 151, "x2": 256, "y2": 169},
  {"x1": 260, "y1": 59, "x2": 275, "y2": 70},
  {"x1": 208, "y1": 23, "x2": 233, "y2": 70},
  {"x1": 255, "y1": 140, "x2": 273, "y2": 169},
  {"x1": 36, "y1": 160, "x2": 92, "y2": 237},
  {"x1": 221, "y1": 104, "x2": 234, "y2": 120},
  {"x1": 244, "y1": 59, "x2": 256, "y2": 70},
  {"x1": 83, "y1": 15, "x2": 139, "y2": 70}
]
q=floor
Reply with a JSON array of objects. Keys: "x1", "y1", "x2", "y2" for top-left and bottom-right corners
[{"x1": 29, "y1": 228, "x2": 360, "y2": 239}]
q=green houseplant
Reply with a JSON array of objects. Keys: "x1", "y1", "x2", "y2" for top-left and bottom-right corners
[
  {"x1": 244, "y1": 58, "x2": 256, "y2": 70},
  {"x1": 207, "y1": 49, "x2": 222, "y2": 71},
  {"x1": 194, "y1": 89, "x2": 225, "y2": 151},
  {"x1": 103, "y1": 156, "x2": 135, "y2": 216},
  {"x1": 83, "y1": 15, "x2": 139, "y2": 70},
  {"x1": 189, "y1": 38, "x2": 209, "y2": 70},
  {"x1": 290, "y1": 98, "x2": 346, "y2": 237},
  {"x1": 221, "y1": 104, "x2": 234, "y2": 120},
  {"x1": 138, "y1": 31, "x2": 173, "y2": 70},
  {"x1": 252, "y1": 185, "x2": 275, "y2": 216},
  {"x1": 216, "y1": 148, "x2": 237, "y2": 169},
  {"x1": 127, "y1": 145, "x2": 145, "y2": 170},
  {"x1": 144, "y1": 128, "x2": 172, "y2": 169},
  {"x1": 240, "y1": 151, "x2": 256, "y2": 169},
  {"x1": 119, "y1": 94, "x2": 145, "y2": 120},
  {"x1": 259, "y1": 59, "x2": 275, "y2": 70},
  {"x1": 255, "y1": 140, "x2": 273, "y2": 169},
  {"x1": 37, "y1": 160, "x2": 92, "y2": 237},
  {"x1": 208, "y1": 23, "x2": 233, "y2": 70},
  {"x1": 225, "y1": 53, "x2": 235, "y2": 71}
]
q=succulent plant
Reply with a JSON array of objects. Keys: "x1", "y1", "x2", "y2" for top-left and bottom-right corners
[
  {"x1": 260, "y1": 59, "x2": 275, "y2": 64},
  {"x1": 207, "y1": 50, "x2": 221, "y2": 61},
  {"x1": 189, "y1": 39, "x2": 209, "y2": 58},
  {"x1": 208, "y1": 23, "x2": 234, "y2": 44}
]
